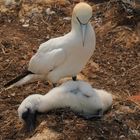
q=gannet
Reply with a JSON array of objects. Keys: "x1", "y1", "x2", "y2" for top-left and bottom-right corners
[
  {"x1": 4, "y1": 2, "x2": 96, "y2": 89},
  {"x1": 18, "y1": 80, "x2": 112, "y2": 131}
]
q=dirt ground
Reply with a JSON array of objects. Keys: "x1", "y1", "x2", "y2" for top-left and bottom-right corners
[{"x1": 0, "y1": 0, "x2": 140, "y2": 140}]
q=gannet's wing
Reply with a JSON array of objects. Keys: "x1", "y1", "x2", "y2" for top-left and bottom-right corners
[
  {"x1": 28, "y1": 47, "x2": 66, "y2": 74},
  {"x1": 37, "y1": 37, "x2": 64, "y2": 53},
  {"x1": 78, "y1": 81, "x2": 94, "y2": 97}
]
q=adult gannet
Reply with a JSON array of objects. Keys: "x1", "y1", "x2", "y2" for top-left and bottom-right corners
[
  {"x1": 4, "y1": 2, "x2": 96, "y2": 89},
  {"x1": 18, "y1": 80, "x2": 112, "y2": 131}
]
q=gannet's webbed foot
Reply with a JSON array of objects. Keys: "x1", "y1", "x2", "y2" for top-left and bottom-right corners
[
  {"x1": 77, "y1": 109, "x2": 103, "y2": 120},
  {"x1": 79, "y1": 113, "x2": 98, "y2": 119},
  {"x1": 22, "y1": 108, "x2": 37, "y2": 132},
  {"x1": 72, "y1": 76, "x2": 77, "y2": 81},
  {"x1": 88, "y1": 109, "x2": 103, "y2": 119}
]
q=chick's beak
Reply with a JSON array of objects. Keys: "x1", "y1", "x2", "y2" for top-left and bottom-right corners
[
  {"x1": 22, "y1": 109, "x2": 37, "y2": 132},
  {"x1": 80, "y1": 24, "x2": 87, "y2": 47}
]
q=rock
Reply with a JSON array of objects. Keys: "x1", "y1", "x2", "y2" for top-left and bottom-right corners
[
  {"x1": 19, "y1": 18, "x2": 25, "y2": 23},
  {"x1": 27, "y1": 128, "x2": 60, "y2": 140}
]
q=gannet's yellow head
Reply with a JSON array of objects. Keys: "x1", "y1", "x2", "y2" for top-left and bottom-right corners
[
  {"x1": 72, "y1": 2, "x2": 92, "y2": 46},
  {"x1": 73, "y1": 2, "x2": 92, "y2": 25}
]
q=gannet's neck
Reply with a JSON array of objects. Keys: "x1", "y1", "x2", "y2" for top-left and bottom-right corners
[{"x1": 37, "y1": 88, "x2": 68, "y2": 113}]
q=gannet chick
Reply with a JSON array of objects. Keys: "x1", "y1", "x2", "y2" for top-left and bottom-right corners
[
  {"x1": 18, "y1": 81, "x2": 112, "y2": 131},
  {"x1": 4, "y1": 2, "x2": 96, "y2": 89}
]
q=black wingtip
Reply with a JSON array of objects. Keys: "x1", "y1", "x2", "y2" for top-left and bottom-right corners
[
  {"x1": 4, "y1": 70, "x2": 33, "y2": 88},
  {"x1": 22, "y1": 108, "x2": 37, "y2": 132}
]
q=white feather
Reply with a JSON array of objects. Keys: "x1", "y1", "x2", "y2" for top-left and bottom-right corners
[
  {"x1": 10, "y1": 2, "x2": 96, "y2": 87},
  {"x1": 18, "y1": 80, "x2": 112, "y2": 121}
]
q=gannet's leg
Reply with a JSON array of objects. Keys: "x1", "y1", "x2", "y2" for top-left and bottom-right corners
[
  {"x1": 22, "y1": 108, "x2": 37, "y2": 132},
  {"x1": 72, "y1": 76, "x2": 77, "y2": 81},
  {"x1": 77, "y1": 109, "x2": 103, "y2": 120}
]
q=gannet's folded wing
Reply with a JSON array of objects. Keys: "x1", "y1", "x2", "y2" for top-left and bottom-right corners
[
  {"x1": 78, "y1": 81, "x2": 94, "y2": 97},
  {"x1": 28, "y1": 48, "x2": 66, "y2": 74},
  {"x1": 37, "y1": 38, "x2": 63, "y2": 53},
  {"x1": 37, "y1": 40, "x2": 53, "y2": 53}
]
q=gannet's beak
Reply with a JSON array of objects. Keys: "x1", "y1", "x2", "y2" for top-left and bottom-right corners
[
  {"x1": 80, "y1": 24, "x2": 87, "y2": 47},
  {"x1": 22, "y1": 109, "x2": 37, "y2": 132}
]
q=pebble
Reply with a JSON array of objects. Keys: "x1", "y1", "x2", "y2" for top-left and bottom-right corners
[
  {"x1": 130, "y1": 129, "x2": 140, "y2": 136},
  {"x1": 119, "y1": 135, "x2": 125, "y2": 139},
  {"x1": 4, "y1": 0, "x2": 21, "y2": 6},
  {"x1": 88, "y1": 137, "x2": 92, "y2": 140},
  {"x1": 63, "y1": 17, "x2": 71, "y2": 21},
  {"x1": 46, "y1": 8, "x2": 55, "y2": 15},
  {"x1": 22, "y1": 24, "x2": 29, "y2": 28},
  {"x1": 11, "y1": 93, "x2": 15, "y2": 96}
]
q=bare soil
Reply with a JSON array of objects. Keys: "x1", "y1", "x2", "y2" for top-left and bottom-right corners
[{"x1": 0, "y1": 0, "x2": 140, "y2": 140}]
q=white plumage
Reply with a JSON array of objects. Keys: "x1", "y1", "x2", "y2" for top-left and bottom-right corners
[
  {"x1": 18, "y1": 80, "x2": 112, "y2": 131},
  {"x1": 5, "y1": 2, "x2": 96, "y2": 88}
]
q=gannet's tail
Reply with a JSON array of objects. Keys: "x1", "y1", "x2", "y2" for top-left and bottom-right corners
[
  {"x1": 95, "y1": 89, "x2": 113, "y2": 112},
  {"x1": 4, "y1": 70, "x2": 44, "y2": 89}
]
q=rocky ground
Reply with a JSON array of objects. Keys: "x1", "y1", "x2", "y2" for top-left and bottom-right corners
[{"x1": 0, "y1": 0, "x2": 140, "y2": 140}]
